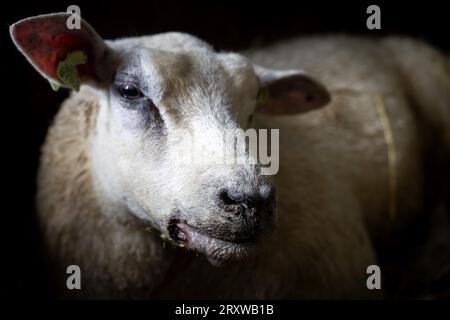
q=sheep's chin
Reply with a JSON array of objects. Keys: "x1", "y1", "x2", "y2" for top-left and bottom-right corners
[{"x1": 168, "y1": 221, "x2": 254, "y2": 266}]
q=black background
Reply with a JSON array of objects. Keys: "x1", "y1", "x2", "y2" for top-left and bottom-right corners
[{"x1": 1, "y1": 0, "x2": 448, "y2": 299}]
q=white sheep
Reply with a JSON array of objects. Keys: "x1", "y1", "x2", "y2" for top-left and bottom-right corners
[{"x1": 10, "y1": 13, "x2": 450, "y2": 298}]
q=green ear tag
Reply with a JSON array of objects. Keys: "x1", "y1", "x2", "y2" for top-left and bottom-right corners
[
  {"x1": 56, "y1": 50, "x2": 88, "y2": 91},
  {"x1": 49, "y1": 81, "x2": 60, "y2": 92},
  {"x1": 257, "y1": 88, "x2": 269, "y2": 107}
]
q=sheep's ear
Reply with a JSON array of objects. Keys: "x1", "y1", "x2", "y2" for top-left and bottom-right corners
[
  {"x1": 254, "y1": 65, "x2": 331, "y2": 115},
  {"x1": 10, "y1": 13, "x2": 114, "y2": 91}
]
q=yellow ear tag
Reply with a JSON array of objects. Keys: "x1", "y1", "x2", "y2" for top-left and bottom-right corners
[
  {"x1": 56, "y1": 50, "x2": 88, "y2": 91},
  {"x1": 257, "y1": 88, "x2": 269, "y2": 107}
]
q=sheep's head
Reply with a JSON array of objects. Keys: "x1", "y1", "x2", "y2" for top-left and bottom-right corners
[{"x1": 11, "y1": 13, "x2": 330, "y2": 266}]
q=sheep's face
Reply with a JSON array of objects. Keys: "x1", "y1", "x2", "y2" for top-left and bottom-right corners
[
  {"x1": 11, "y1": 14, "x2": 330, "y2": 266},
  {"x1": 92, "y1": 37, "x2": 278, "y2": 265}
]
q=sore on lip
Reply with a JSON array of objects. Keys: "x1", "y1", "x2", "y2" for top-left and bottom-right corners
[{"x1": 167, "y1": 219, "x2": 188, "y2": 244}]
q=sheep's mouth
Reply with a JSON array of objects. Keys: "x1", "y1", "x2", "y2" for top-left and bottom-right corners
[{"x1": 166, "y1": 218, "x2": 256, "y2": 266}]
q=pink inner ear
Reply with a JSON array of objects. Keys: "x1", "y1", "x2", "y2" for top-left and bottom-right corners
[
  {"x1": 12, "y1": 17, "x2": 95, "y2": 80},
  {"x1": 258, "y1": 91, "x2": 318, "y2": 115},
  {"x1": 258, "y1": 89, "x2": 330, "y2": 115},
  {"x1": 257, "y1": 74, "x2": 331, "y2": 115}
]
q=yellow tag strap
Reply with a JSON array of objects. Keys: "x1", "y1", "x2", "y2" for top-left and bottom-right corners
[
  {"x1": 329, "y1": 89, "x2": 399, "y2": 222},
  {"x1": 374, "y1": 94, "x2": 398, "y2": 222}
]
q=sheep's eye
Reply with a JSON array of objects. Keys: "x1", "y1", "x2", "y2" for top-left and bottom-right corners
[{"x1": 118, "y1": 83, "x2": 142, "y2": 100}]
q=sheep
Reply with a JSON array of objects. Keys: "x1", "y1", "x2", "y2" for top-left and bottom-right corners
[{"x1": 10, "y1": 12, "x2": 450, "y2": 299}]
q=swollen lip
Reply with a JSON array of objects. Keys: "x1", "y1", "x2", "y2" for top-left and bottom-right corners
[
  {"x1": 166, "y1": 219, "x2": 253, "y2": 266},
  {"x1": 167, "y1": 219, "x2": 252, "y2": 246}
]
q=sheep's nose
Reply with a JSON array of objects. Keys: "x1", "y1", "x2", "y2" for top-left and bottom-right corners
[{"x1": 219, "y1": 188, "x2": 274, "y2": 219}]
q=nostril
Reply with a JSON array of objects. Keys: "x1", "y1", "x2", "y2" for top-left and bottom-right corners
[
  {"x1": 220, "y1": 189, "x2": 261, "y2": 219},
  {"x1": 219, "y1": 187, "x2": 275, "y2": 218},
  {"x1": 228, "y1": 189, "x2": 244, "y2": 202},
  {"x1": 220, "y1": 189, "x2": 243, "y2": 206}
]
